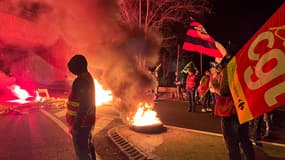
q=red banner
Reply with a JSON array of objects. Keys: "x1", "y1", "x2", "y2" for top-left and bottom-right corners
[
  {"x1": 228, "y1": 3, "x2": 285, "y2": 124},
  {"x1": 183, "y1": 19, "x2": 224, "y2": 58}
]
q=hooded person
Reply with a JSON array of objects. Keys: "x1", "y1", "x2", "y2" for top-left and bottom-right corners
[{"x1": 66, "y1": 54, "x2": 96, "y2": 160}]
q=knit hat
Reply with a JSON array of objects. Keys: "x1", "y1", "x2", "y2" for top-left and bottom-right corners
[{"x1": 67, "y1": 54, "x2": 88, "y2": 75}]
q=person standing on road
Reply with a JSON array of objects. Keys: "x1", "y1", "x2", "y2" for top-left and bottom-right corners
[
  {"x1": 251, "y1": 114, "x2": 264, "y2": 147},
  {"x1": 186, "y1": 68, "x2": 197, "y2": 112},
  {"x1": 212, "y1": 59, "x2": 255, "y2": 160},
  {"x1": 209, "y1": 62, "x2": 221, "y2": 112},
  {"x1": 198, "y1": 70, "x2": 211, "y2": 112},
  {"x1": 175, "y1": 71, "x2": 185, "y2": 101},
  {"x1": 66, "y1": 54, "x2": 96, "y2": 160},
  {"x1": 251, "y1": 112, "x2": 273, "y2": 146}
]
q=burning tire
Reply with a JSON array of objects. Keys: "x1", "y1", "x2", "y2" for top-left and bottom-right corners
[
  {"x1": 128, "y1": 102, "x2": 166, "y2": 133},
  {"x1": 129, "y1": 123, "x2": 166, "y2": 134}
]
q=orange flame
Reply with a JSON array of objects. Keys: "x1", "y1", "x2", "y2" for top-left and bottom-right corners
[
  {"x1": 129, "y1": 102, "x2": 161, "y2": 126},
  {"x1": 94, "y1": 79, "x2": 113, "y2": 106},
  {"x1": 19, "y1": 79, "x2": 113, "y2": 106}
]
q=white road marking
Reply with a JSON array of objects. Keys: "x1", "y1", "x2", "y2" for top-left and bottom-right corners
[
  {"x1": 166, "y1": 125, "x2": 285, "y2": 148},
  {"x1": 40, "y1": 109, "x2": 69, "y2": 135},
  {"x1": 40, "y1": 109, "x2": 103, "y2": 160},
  {"x1": 166, "y1": 125, "x2": 223, "y2": 137},
  {"x1": 260, "y1": 140, "x2": 285, "y2": 148}
]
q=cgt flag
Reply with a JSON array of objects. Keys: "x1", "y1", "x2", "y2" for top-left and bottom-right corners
[
  {"x1": 227, "y1": 3, "x2": 285, "y2": 124},
  {"x1": 183, "y1": 18, "x2": 224, "y2": 58}
]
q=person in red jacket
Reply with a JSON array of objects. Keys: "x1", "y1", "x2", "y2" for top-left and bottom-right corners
[
  {"x1": 212, "y1": 59, "x2": 255, "y2": 160},
  {"x1": 66, "y1": 54, "x2": 96, "y2": 160},
  {"x1": 186, "y1": 68, "x2": 197, "y2": 112}
]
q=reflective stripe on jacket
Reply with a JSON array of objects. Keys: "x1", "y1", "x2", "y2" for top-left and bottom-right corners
[
  {"x1": 66, "y1": 100, "x2": 79, "y2": 116},
  {"x1": 66, "y1": 97, "x2": 95, "y2": 127}
]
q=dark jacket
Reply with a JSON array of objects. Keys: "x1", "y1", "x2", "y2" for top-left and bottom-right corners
[{"x1": 67, "y1": 55, "x2": 96, "y2": 128}]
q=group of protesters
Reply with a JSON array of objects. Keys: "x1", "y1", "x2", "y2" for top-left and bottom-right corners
[
  {"x1": 174, "y1": 58, "x2": 275, "y2": 160},
  {"x1": 177, "y1": 58, "x2": 256, "y2": 160},
  {"x1": 175, "y1": 61, "x2": 220, "y2": 113}
]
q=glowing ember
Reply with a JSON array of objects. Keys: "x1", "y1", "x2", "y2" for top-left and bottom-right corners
[
  {"x1": 8, "y1": 85, "x2": 32, "y2": 104},
  {"x1": 129, "y1": 102, "x2": 162, "y2": 126},
  {"x1": 94, "y1": 79, "x2": 113, "y2": 106}
]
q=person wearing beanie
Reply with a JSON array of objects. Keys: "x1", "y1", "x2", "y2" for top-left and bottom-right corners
[{"x1": 66, "y1": 54, "x2": 96, "y2": 160}]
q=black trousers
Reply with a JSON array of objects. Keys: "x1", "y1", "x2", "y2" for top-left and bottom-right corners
[
  {"x1": 187, "y1": 88, "x2": 196, "y2": 112},
  {"x1": 221, "y1": 115, "x2": 255, "y2": 160}
]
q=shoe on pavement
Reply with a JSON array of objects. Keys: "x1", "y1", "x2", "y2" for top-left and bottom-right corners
[
  {"x1": 206, "y1": 108, "x2": 213, "y2": 112},
  {"x1": 252, "y1": 141, "x2": 263, "y2": 147}
]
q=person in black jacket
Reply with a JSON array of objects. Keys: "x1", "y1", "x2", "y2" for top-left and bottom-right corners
[{"x1": 67, "y1": 54, "x2": 96, "y2": 160}]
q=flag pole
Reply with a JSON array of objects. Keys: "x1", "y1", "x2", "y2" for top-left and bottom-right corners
[
  {"x1": 200, "y1": 53, "x2": 203, "y2": 73},
  {"x1": 176, "y1": 43, "x2": 180, "y2": 73}
]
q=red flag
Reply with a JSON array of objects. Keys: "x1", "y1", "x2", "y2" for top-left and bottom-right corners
[
  {"x1": 183, "y1": 19, "x2": 224, "y2": 58},
  {"x1": 227, "y1": 3, "x2": 285, "y2": 124}
]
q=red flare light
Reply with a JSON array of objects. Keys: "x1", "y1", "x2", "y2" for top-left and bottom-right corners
[{"x1": 8, "y1": 85, "x2": 32, "y2": 104}]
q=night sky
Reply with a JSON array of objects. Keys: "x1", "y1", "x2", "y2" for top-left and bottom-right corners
[{"x1": 205, "y1": 0, "x2": 284, "y2": 54}]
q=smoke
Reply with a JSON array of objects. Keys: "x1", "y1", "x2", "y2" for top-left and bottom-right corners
[
  {"x1": 0, "y1": 70, "x2": 16, "y2": 100},
  {"x1": 0, "y1": 0, "x2": 161, "y2": 116}
]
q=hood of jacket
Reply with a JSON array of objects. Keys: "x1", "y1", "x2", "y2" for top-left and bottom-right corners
[{"x1": 67, "y1": 54, "x2": 88, "y2": 75}]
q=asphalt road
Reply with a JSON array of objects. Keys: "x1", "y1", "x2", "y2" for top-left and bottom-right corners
[
  {"x1": 0, "y1": 98, "x2": 284, "y2": 160},
  {"x1": 154, "y1": 99, "x2": 285, "y2": 145},
  {"x1": 0, "y1": 104, "x2": 127, "y2": 160},
  {"x1": 154, "y1": 99, "x2": 221, "y2": 133},
  {"x1": 0, "y1": 109, "x2": 76, "y2": 160}
]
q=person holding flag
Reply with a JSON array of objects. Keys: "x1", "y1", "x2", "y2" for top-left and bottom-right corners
[
  {"x1": 182, "y1": 17, "x2": 255, "y2": 159},
  {"x1": 211, "y1": 56, "x2": 255, "y2": 160},
  {"x1": 227, "y1": 3, "x2": 285, "y2": 124},
  {"x1": 185, "y1": 65, "x2": 198, "y2": 112},
  {"x1": 198, "y1": 70, "x2": 211, "y2": 112}
]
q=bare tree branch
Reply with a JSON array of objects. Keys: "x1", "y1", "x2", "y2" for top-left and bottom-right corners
[{"x1": 118, "y1": 0, "x2": 213, "y2": 80}]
